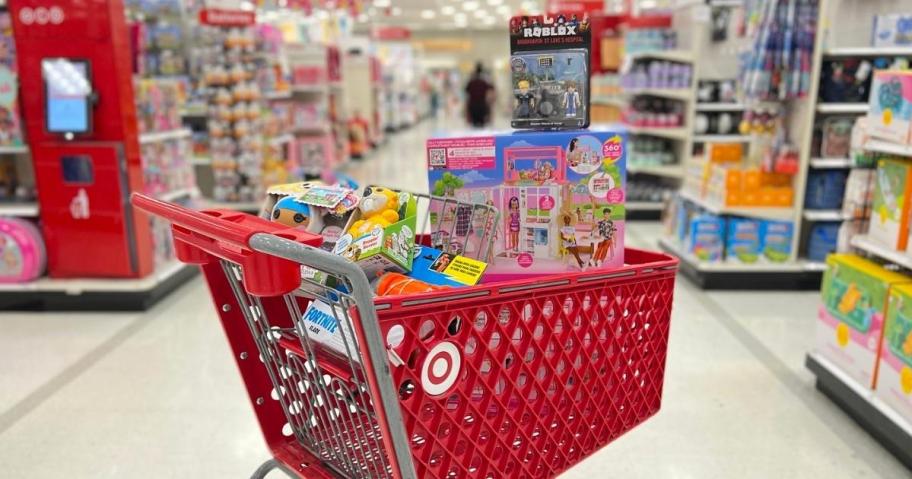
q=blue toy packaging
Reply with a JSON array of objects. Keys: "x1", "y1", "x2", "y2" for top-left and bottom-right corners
[
  {"x1": 509, "y1": 14, "x2": 591, "y2": 130},
  {"x1": 761, "y1": 220, "x2": 794, "y2": 263},
  {"x1": 426, "y1": 129, "x2": 626, "y2": 280},
  {"x1": 686, "y1": 215, "x2": 725, "y2": 262},
  {"x1": 726, "y1": 218, "x2": 761, "y2": 264},
  {"x1": 409, "y1": 246, "x2": 488, "y2": 287}
]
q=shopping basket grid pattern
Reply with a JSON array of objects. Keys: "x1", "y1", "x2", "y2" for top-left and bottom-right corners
[{"x1": 131, "y1": 191, "x2": 676, "y2": 479}]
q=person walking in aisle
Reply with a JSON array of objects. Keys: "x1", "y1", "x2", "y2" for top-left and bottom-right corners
[{"x1": 465, "y1": 62, "x2": 494, "y2": 128}]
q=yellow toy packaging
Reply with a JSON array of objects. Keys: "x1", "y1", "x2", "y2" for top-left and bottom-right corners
[
  {"x1": 816, "y1": 254, "x2": 911, "y2": 388},
  {"x1": 875, "y1": 283, "x2": 912, "y2": 422},
  {"x1": 869, "y1": 159, "x2": 912, "y2": 251},
  {"x1": 334, "y1": 187, "x2": 418, "y2": 277}
]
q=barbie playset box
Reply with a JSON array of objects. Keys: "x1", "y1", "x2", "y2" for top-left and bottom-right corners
[{"x1": 427, "y1": 129, "x2": 626, "y2": 280}]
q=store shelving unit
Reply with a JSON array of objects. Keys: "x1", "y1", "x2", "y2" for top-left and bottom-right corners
[
  {"x1": 806, "y1": 353, "x2": 912, "y2": 470},
  {"x1": 138, "y1": 128, "x2": 192, "y2": 144},
  {"x1": 850, "y1": 234, "x2": 912, "y2": 271},
  {"x1": 694, "y1": 102, "x2": 745, "y2": 112},
  {"x1": 627, "y1": 164, "x2": 683, "y2": 179},
  {"x1": 0, "y1": 202, "x2": 39, "y2": 216},
  {"x1": 691, "y1": 133, "x2": 751, "y2": 143},
  {"x1": 809, "y1": 157, "x2": 854, "y2": 168},
  {"x1": 678, "y1": 189, "x2": 794, "y2": 221},
  {"x1": 815, "y1": 103, "x2": 868, "y2": 114}
]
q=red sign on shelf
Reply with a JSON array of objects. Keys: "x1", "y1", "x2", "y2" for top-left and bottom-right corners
[
  {"x1": 545, "y1": 0, "x2": 604, "y2": 15},
  {"x1": 373, "y1": 26, "x2": 411, "y2": 41},
  {"x1": 199, "y1": 9, "x2": 256, "y2": 27}
]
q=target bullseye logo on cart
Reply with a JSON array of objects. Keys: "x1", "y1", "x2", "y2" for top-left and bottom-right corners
[{"x1": 421, "y1": 342, "x2": 461, "y2": 397}]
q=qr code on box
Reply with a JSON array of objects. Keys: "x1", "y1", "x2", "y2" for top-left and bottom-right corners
[{"x1": 429, "y1": 148, "x2": 447, "y2": 167}]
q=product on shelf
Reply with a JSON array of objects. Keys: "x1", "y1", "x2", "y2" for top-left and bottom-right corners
[
  {"x1": 686, "y1": 215, "x2": 725, "y2": 262},
  {"x1": 842, "y1": 170, "x2": 875, "y2": 220},
  {"x1": 849, "y1": 117, "x2": 878, "y2": 167},
  {"x1": 509, "y1": 14, "x2": 591, "y2": 130},
  {"x1": 867, "y1": 69, "x2": 912, "y2": 145},
  {"x1": 876, "y1": 283, "x2": 912, "y2": 421},
  {"x1": 141, "y1": 137, "x2": 195, "y2": 197},
  {"x1": 623, "y1": 97, "x2": 684, "y2": 128},
  {"x1": 0, "y1": 217, "x2": 45, "y2": 283},
  {"x1": 696, "y1": 79, "x2": 738, "y2": 103},
  {"x1": 819, "y1": 58, "x2": 874, "y2": 104},
  {"x1": 624, "y1": 27, "x2": 677, "y2": 54},
  {"x1": 872, "y1": 14, "x2": 912, "y2": 47},
  {"x1": 820, "y1": 117, "x2": 854, "y2": 158},
  {"x1": 687, "y1": 163, "x2": 794, "y2": 208},
  {"x1": 816, "y1": 254, "x2": 911, "y2": 388},
  {"x1": 621, "y1": 60, "x2": 692, "y2": 90},
  {"x1": 760, "y1": 220, "x2": 794, "y2": 263},
  {"x1": 427, "y1": 129, "x2": 626, "y2": 279},
  {"x1": 805, "y1": 170, "x2": 848, "y2": 210},
  {"x1": 629, "y1": 137, "x2": 675, "y2": 166},
  {"x1": 808, "y1": 222, "x2": 840, "y2": 262},
  {"x1": 869, "y1": 158, "x2": 912, "y2": 251},
  {"x1": 134, "y1": 78, "x2": 185, "y2": 134},
  {"x1": 0, "y1": 65, "x2": 24, "y2": 147},
  {"x1": 726, "y1": 218, "x2": 761, "y2": 264},
  {"x1": 695, "y1": 111, "x2": 742, "y2": 135}
]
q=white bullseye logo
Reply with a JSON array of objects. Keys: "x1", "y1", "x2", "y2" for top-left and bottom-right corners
[{"x1": 421, "y1": 342, "x2": 461, "y2": 397}]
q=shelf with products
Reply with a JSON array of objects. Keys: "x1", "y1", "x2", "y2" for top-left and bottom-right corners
[
  {"x1": 0, "y1": 202, "x2": 39, "y2": 216},
  {"x1": 809, "y1": 157, "x2": 854, "y2": 168},
  {"x1": 138, "y1": 128, "x2": 193, "y2": 144},
  {"x1": 626, "y1": 125, "x2": 689, "y2": 141},
  {"x1": 626, "y1": 49, "x2": 694, "y2": 64},
  {"x1": 802, "y1": 209, "x2": 855, "y2": 222},
  {"x1": 850, "y1": 235, "x2": 912, "y2": 272},
  {"x1": 815, "y1": 103, "x2": 869, "y2": 114},
  {"x1": 865, "y1": 139, "x2": 912, "y2": 158},
  {"x1": 678, "y1": 188, "x2": 795, "y2": 221},
  {"x1": 695, "y1": 102, "x2": 745, "y2": 112},
  {"x1": 622, "y1": 88, "x2": 693, "y2": 101},
  {"x1": 0, "y1": 145, "x2": 28, "y2": 154},
  {"x1": 627, "y1": 164, "x2": 684, "y2": 179},
  {"x1": 823, "y1": 46, "x2": 912, "y2": 57},
  {"x1": 692, "y1": 134, "x2": 751, "y2": 143}
]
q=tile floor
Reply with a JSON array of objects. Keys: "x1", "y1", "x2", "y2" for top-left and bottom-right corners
[{"x1": 0, "y1": 117, "x2": 909, "y2": 478}]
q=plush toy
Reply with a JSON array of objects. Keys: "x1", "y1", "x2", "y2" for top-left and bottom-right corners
[
  {"x1": 271, "y1": 196, "x2": 323, "y2": 232},
  {"x1": 349, "y1": 186, "x2": 400, "y2": 236}
]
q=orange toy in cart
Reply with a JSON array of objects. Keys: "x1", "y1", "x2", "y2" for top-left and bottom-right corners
[
  {"x1": 375, "y1": 272, "x2": 449, "y2": 296},
  {"x1": 131, "y1": 192, "x2": 678, "y2": 479}
]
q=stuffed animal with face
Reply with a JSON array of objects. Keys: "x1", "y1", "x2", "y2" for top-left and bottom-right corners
[
  {"x1": 271, "y1": 196, "x2": 324, "y2": 232},
  {"x1": 349, "y1": 187, "x2": 400, "y2": 237}
]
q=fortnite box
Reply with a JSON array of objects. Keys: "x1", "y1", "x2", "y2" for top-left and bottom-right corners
[
  {"x1": 875, "y1": 283, "x2": 912, "y2": 422},
  {"x1": 427, "y1": 129, "x2": 626, "y2": 280},
  {"x1": 817, "y1": 254, "x2": 911, "y2": 388}
]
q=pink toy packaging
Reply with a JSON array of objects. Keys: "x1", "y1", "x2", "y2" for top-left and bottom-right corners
[{"x1": 427, "y1": 129, "x2": 626, "y2": 280}]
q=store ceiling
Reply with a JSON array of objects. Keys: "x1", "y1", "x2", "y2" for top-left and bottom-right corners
[{"x1": 362, "y1": 0, "x2": 544, "y2": 31}]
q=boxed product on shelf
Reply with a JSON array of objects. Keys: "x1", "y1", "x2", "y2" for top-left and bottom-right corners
[
  {"x1": 820, "y1": 117, "x2": 854, "y2": 158},
  {"x1": 0, "y1": 65, "x2": 24, "y2": 146},
  {"x1": 760, "y1": 220, "x2": 794, "y2": 263},
  {"x1": 867, "y1": 70, "x2": 912, "y2": 145},
  {"x1": 702, "y1": 164, "x2": 794, "y2": 208},
  {"x1": 135, "y1": 78, "x2": 185, "y2": 134},
  {"x1": 872, "y1": 14, "x2": 912, "y2": 47},
  {"x1": 869, "y1": 158, "x2": 912, "y2": 251},
  {"x1": 875, "y1": 283, "x2": 912, "y2": 421},
  {"x1": 807, "y1": 222, "x2": 840, "y2": 263},
  {"x1": 817, "y1": 254, "x2": 911, "y2": 388},
  {"x1": 427, "y1": 129, "x2": 626, "y2": 279},
  {"x1": 726, "y1": 218, "x2": 761, "y2": 264},
  {"x1": 842, "y1": 169, "x2": 875, "y2": 220},
  {"x1": 686, "y1": 215, "x2": 725, "y2": 262},
  {"x1": 805, "y1": 170, "x2": 848, "y2": 210}
]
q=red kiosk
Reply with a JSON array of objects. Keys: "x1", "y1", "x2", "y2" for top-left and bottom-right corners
[{"x1": 2, "y1": 0, "x2": 195, "y2": 309}]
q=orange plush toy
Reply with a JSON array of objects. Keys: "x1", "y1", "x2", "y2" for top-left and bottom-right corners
[{"x1": 349, "y1": 187, "x2": 400, "y2": 236}]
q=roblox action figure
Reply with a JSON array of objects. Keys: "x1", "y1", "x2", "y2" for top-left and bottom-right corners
[
  {"x1": 515, "y1": 80, "x2": 535, "y2": 119},
  {"x1": 563, "y1": 81, "x2": 581, "y2": 117}
]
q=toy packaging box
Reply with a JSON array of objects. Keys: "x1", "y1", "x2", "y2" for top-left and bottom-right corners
[
  {"x1": 867, "y1": 70, "x2": 912, "y2": 145},
  {"x1": 509, "y1": 14, "x2": 590, "y2": 130},
  {"x1": 262, "y1": 182, "x2": 359, "y2": 251},
  {"x1": 333, "y1": 191, "x2": 418, "y2": 278},
  {"x1": 725, "y1": 218, "x2": 761, "y2": 264},
  {"x1": 817, "y1": 254, "x2": 911, "y2": 388},
  {"x1": 872, "y1": 14, "x2": 912, "y2": 47},
  {"x1": 410, "y1": 246, "x2": 487, "y2": 287},
  {"x1": 760, "y1": 220, "x2": 794, "y2": 263},
  {"x1": 426, "y1": 129, "x2": 625, "y2": 280},
  {"x1": 686, "y1": 215, "x2": 725, "y2": 262},
  {"x1": 875, "y1": 283, "x2": 912, "y2": 421},
  {"x1": 869, "y1": 159, "x2": 912, "y2": 251}
]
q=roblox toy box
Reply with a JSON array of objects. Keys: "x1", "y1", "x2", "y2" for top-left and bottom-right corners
[{"x1": 427, "y1": 129, "x2": 626, "y2": 280}]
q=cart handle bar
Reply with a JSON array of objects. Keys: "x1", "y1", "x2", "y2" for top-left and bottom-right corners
[{"x1": 131, "y1": 193, "x2": 323, "y2": 296}]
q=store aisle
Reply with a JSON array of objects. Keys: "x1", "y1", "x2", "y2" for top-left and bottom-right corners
[{"x1": 0, "y1": 122, "x2": 909, "y2": 479}]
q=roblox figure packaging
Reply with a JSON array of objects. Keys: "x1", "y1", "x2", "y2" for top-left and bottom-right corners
[
  {"x1": 427, "y1": 129, "x2": 626, "y2": 280},
  {"x1": 509, "y1": 14, "x2": 591, "y2": 130}
]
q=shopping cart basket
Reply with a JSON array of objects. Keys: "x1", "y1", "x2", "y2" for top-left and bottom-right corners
[{"x1": 132, "y1": 192, "x2": 677, "y2": 479}]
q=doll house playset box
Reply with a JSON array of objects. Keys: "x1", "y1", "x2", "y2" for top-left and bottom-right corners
[{"x1": 427, "y1": 129, "x2": 626, "y2": 280}]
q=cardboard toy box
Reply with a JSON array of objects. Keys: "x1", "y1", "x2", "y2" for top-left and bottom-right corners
[
  {"x1": 427, "y1": 129, "x2": 626, "y2": 280},
  {"x1": 725, "y1": 218, "x2": 761, "y2": 264},
  {"x1": 816, "y1": 254, "x2": 911, "y2": 388},
  {"x1": 869, "y1": 159, "x2": 912, "y2": 251},
  {"x1": 410, "y1": 245, "x2": 487, "y2": 287},
  {"x1": 333, "y1": 191, "x2": 418, "y2": 278},
  {"x1": 760, "y1": 220, "x2": 794, "y2": 263},
  {"x1": 686, "y1": 215, "x2": 725, "y2": 262},
  {"x1": 875, "y1": 283, "x2": 912, "y2": 422},
  {"x1": 867, "y1": 70, "x2": 912, "y2": 145}
]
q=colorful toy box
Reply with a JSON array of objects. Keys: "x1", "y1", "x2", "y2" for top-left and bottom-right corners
[
  {"x1": 876, "y1": 283, "x2": 912, "y2": 421},
  {"x1": 867, "y1": 70, "x2": 912, "y2": 145},
  {"x1": 760, "y1": 220, "x2": 794, "y2": 263},
  {"x1": 725, "y1": 218, "x2": 761, "y2": 264},
  {"x1": 426, "y1": 129, "x2": 626, "y2": 279},
  {"x1": 410, "y1": 246, "x2": 487, "y2": 287},
  {"x1": 686, "y1": 215, "x2": 725, "y2": 262},
  {"x1": 872, "y1": 14, "x2": 912, "y2": 47},
  {"x1": 333, "y1": 191, "x2": 418, "y2": 278},
  {"x1": 817, "y1": 254, "x2": 911, "y2": 388},
  {"x1": 869, "y1": 159, "x2": 912, "y2": 251}
]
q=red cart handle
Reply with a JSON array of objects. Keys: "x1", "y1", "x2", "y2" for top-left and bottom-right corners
[{"x1": 131, "y1": 193, "x2": 323, "y2": 296}]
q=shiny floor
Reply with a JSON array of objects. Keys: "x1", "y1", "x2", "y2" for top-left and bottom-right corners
[{"x1": 1, "y1": 117, "x2": 910, "y2": 478}]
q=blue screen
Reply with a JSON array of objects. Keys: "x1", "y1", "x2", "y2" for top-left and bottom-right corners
[
  {"x1": 43, "y1": 59, "x2": 91, "y2": 133},
  {"x1": 47, "y1": 97, "x2": 88, "y2": 133}
]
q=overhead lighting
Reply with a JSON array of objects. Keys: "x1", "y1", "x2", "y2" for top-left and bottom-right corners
[
  {"x1": 639, "y1": 0, "x2": 657, "y2": 8},
  {"x1": 486, "y1": 0, "x2": 503, "y2": 5},
  {"x1": 521, "y1": 1, "x2": 537, "y2": 11},
  {"x1": 374, "y1": 0, "x2": 390, "y2": 7},
  {"x1": 462, "y1": 1, "x2": 480, "y2": 10},
  {"x1": 454, "y1": 12, "x2": 467, "y2": 22},
  {"x1": 496, "y1": 4, "x2": 510, "y2": 15},
  {"x1": 441, "y1": 5, "x2": 455, "y2": 15},
  {"x1": 421, "y1": 9, "x2": 436, "y2": 19},
  {"x1": 357, "y1": 13, "x2": 369, "y2": 22},
  {"x1": 391, "y1": 6, "x2": 402, "y2": 16},
  {"x1": 482, "y1": 16, "x2": 497, "y2": 25},
  {"x1": 473, "y1": 9, "x2": 488, "y2": 18}
]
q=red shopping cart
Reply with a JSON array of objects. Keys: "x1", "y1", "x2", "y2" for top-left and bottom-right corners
[{"x1": 132, "y1": 191, "x2": 677, "y2": 479}]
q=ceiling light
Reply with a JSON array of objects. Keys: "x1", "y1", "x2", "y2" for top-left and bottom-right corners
[
  {"x1": 391, "y1": 6, "x2": 402, "y2": 16},
  {"x1": 421, "y1": 9, "x2": 436, "y2": 19},
  {"x1": 496, "y1": 4, "x2": 510, "y2": 15},
  {"x1": 462, "y1": 1, "x2": 480, "y2": 10},
  {"x1": 454, "y1": 13, "x2": 467, "y2": 22},
  {"x1": 482, "y1": 16, "x2": 497, "y2": 25},
  {"x1": 441, "y1": 5, "x2": 455, "y2": 15},
  {"x1": 473, "y1": 9, "x2": 488, "y2": 18},
  {"x1": 486, "y1": 0, "x2": 503, "y2": 5},
  {"x1": 374, "y1": 0, "x2": 390, "y2": 7},
  {"x1": 521, "y1": 1, "x2": 537, "y2": 11}
]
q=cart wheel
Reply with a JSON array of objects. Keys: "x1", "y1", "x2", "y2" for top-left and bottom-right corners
[{"x1": 250, "y1": 459, "x2": 289, "y2": 479}]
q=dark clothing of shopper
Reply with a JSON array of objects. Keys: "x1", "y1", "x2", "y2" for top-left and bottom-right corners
[{"x1": 466, "y1": 68, "x2": 493, "y2": 128}]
